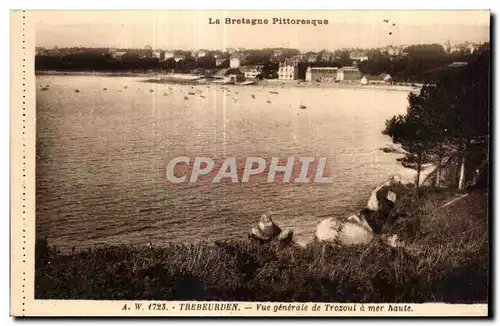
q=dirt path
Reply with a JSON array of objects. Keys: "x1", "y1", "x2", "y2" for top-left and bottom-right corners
[{"x1": 438, "y1": 190, "x2": 488, "y2": 220}]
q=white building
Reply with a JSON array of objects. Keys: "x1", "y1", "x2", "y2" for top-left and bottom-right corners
[
  {"x1": 278, "y1": 59, "x2": 298, "y2": 80},
  {"x1": 173, "y1": 55, "x2": 185, "y2": 62},
  {"x1": 381, "y1": 46, "x2": 402, "y2": 56},
  {"x1": 193, "y1": 49, "x2": 207, "y2": 58},
  {"x1": 230, "y1": 57, "x2": 240, "y2": 68},
  {"x1": 360, "y1": 74, "x2": 391, "y2": 85},
  {"x1": 306, "y1": 67, "x2": 339, "y2": 82},
  {"x1": 467, "y1": 43, "x2": 477, "y2": 54},
  {"x1": 229, "y1": 53, "x2": 245, "y2": 68},
  {"x1": 111, "y1": 50, "x2": 127, "y2": 59},
  {"x1": 307, "y1": 54, "x2": 318, "y2": 63},
  {"x1": 320, "y1": 52, "x2": 333, "y2": 62},
  {"x1": 336, "y1": 66, "x2": 362, "y2": 82},
  {"x1": 291, "y1": 54, "x2": 306, "y2": 62},
  {"x1": 273, "y1": 50, "x2": 283, "y2": 58},
  {"x1": 242, "y1": 65, "x2": 264, "y2": 79},
  {"x1": 349, "y1": 51, "x2": 369, "y2": 62},
  {"x1": 153, "y1": 49, "x2": 163, "y2": 60},
  {"x1": 164, "y1": 51, "x2": 175, "y2": 60}
]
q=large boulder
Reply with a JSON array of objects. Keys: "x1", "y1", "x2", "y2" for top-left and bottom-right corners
[
  {"x1": 315, "y1": 213, "x2": 374, "y2": 245},
  {"x1": 366, "y1": 174, "x2": 405, "y2": 211},
  {"x1": 249, "y1": 214, "x2": 294, "y2": 245}
]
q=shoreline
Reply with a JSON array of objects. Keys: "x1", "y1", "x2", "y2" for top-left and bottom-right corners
[
  {"x1": 35, "y1": 70, "x2": 163, "y2": 77},
  {"x1": 36, "y1": 70, "x2": 421, "y2": 92}
]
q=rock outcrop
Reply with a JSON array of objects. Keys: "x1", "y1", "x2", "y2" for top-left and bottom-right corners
[
  {"x1": 367, "y1": 174, "x2": 406, "y2": 211},
  {"x1": 314, "y1": 174, "x2": 408, "y2": 246},
  {"x1": 315, "y1": 213, "x2": 374, "y2": 245},
  {"x1": 249, "y1": 214, "x2": 294, "y2": 246}
]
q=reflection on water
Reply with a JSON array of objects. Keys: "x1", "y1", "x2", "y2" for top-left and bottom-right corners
[{"x1": 36, "y1": 75, "x2": 410, "y2": 249}]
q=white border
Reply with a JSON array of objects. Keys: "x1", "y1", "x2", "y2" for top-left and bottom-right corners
[{"x1": 4, "y1": 1, "x2": 498, "y2": 325}]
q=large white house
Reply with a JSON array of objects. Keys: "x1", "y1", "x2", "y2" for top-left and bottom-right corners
[
  {"x1": 229, "y1": 53, "x2": 246, "y2": 68},
  {"x1": 278, "y1": 59, "x2": 299, "y2": 80}
]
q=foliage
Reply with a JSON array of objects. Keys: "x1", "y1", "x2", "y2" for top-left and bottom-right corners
[
  {"x1": 35, "y1": 43, "x2": 490, "y2": 83},
  {"x1": 382, "y1": 48, "x2": 490, "y2": 187}
]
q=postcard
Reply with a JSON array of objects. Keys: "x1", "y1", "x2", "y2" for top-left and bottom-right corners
[{"x1": 10, "y1": 10, "x2": 490, "y2": 317}]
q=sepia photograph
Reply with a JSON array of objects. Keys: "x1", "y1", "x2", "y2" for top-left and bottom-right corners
[{"x1": 11, "y1": 9, "x2": 491, "y2": 316}]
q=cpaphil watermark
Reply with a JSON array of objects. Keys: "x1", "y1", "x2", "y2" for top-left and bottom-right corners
[{"x1": 166, "y1": 156, "x2": 334, "y2": 184}]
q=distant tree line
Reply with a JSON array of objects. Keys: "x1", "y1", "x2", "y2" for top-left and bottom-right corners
[{"x1": 35, "y1": 43, "x2": 490, "y2": 83}]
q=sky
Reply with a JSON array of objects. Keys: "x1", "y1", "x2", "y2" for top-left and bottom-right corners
[{"x1": 34, "y1": 10, "x2": 490, "y2": 51}]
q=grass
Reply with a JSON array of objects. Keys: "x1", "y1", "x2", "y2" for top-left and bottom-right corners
[{"x1": 35, "y1": 186, "x2": 488, "y2": 303}]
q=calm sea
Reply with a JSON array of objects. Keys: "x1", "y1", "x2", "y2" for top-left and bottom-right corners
[{"x1": 36, "y1": 75, "x2": 411, "y2": 249}]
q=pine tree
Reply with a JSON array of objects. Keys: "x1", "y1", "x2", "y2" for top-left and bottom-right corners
[
  {"x1": 383, "y1": 48, "x2": 489, "y2": 190},
  {"x1": 383, "y1": 86, "x2": 439, "y2": 188}
]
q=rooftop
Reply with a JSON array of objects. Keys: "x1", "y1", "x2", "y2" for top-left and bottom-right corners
[
  {"x1": 308, "y1": 67, "x2": 339, "y2": 71},
  {"x1": 340, "y1": 66, "x2": 359, "y2": 70}
]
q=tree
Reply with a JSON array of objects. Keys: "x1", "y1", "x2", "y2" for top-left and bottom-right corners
[
  {"x1": 447, "y1": 50, "x2": 489, "y2": 189},
  {"x1": 383, "y1": 49, "x2": 490, "y2": 189},
  {"x1": 383, "y1": 85, "x2": 441, "y2": 187}
]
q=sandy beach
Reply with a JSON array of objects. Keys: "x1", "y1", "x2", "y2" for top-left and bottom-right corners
[{"x1": 35, "y1": 70, "x2": 422, "y2": 92}]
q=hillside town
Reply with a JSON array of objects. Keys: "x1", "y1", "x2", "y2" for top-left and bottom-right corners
[{"x1": 35, "y1": 40, "x2": 488, "y2": 85}]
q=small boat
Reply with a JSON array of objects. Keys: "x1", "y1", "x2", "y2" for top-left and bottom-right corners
[
  {"x1": 150, "y1": 89, "x2": 154, "y2": 92},
  {"x1": 269, "y1": 91, "x2": 279, "y2": 94},
  {"x1": 74, "y1": 89, "x2": 80, "y2": 93},
  {"x1": 188, "y1": 92, "x2": 196, "y2": 95},
  {"x1": 103, "y1": 88, "x2": 107, "y2": 91},
  {"x1": 184, "y1": 96, "x2": 189, "y2": 100},
  {"x1": 267, "y1": 101, "x2": 271, "y2": 104},
  {"x1": 300, "y1": 105, "x2": 307, "y2": 110},
  {"x1": 251, "y1": 95, "x2": 256, "y2": 99}
]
